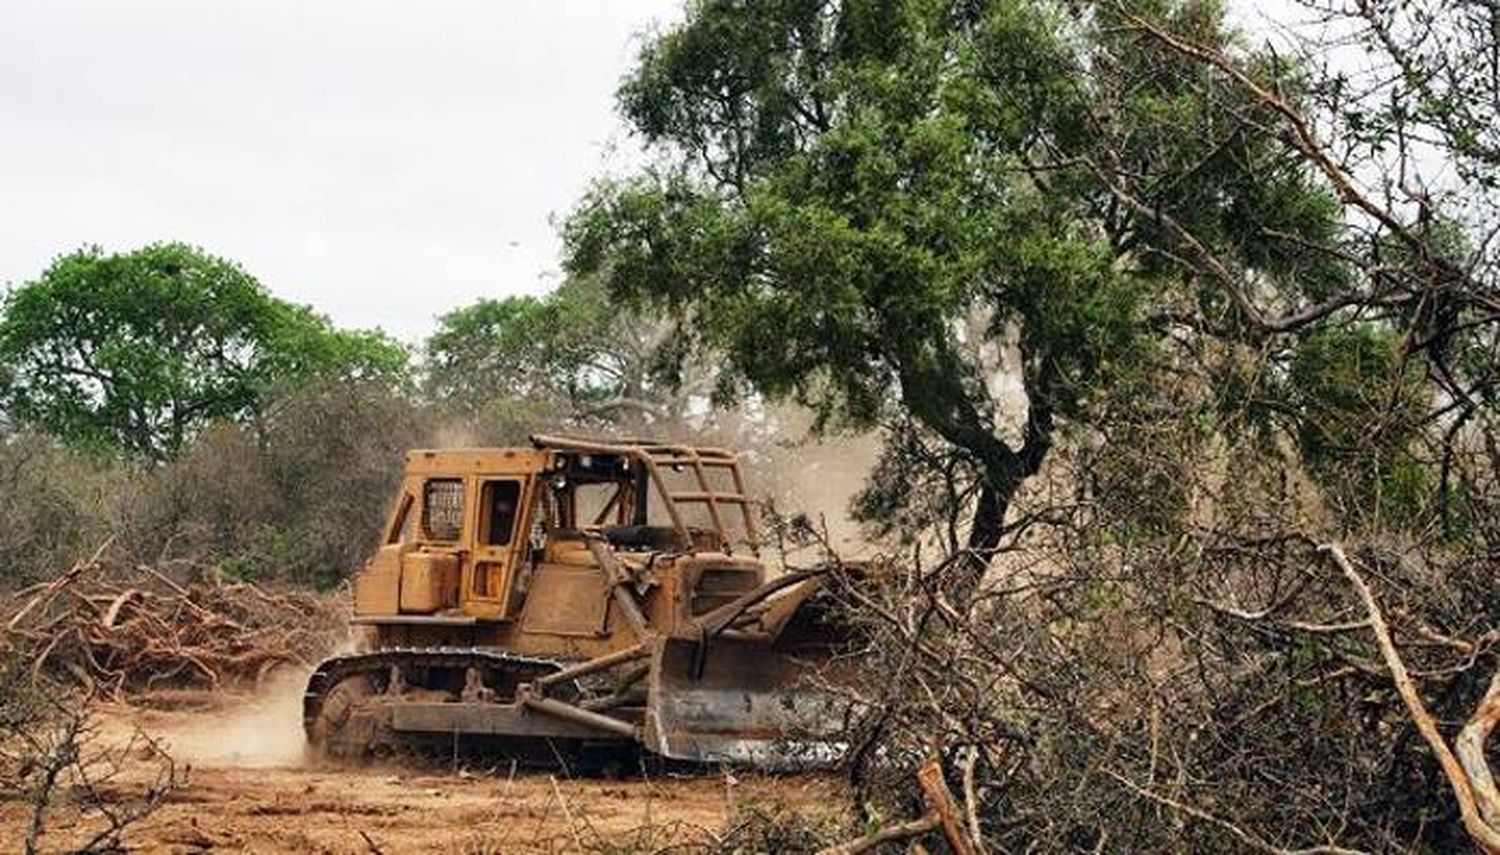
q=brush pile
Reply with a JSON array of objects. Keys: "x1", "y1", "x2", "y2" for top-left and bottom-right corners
[{"x1": 1, "y1": 542, "x2": 347, "y2": 697}]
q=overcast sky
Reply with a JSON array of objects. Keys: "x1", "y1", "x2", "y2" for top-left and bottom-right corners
[{"x1": 0, "y1": 1, "x2": 682, "y2": 341}]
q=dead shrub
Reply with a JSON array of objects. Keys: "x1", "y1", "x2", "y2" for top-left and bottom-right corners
[
  {"x1": 0, "y1": 651, "x2": 182, "y2": 853},
  {"x1": 135, "y1": 378, "x2": 427, "y2": 588},
  {"x1": 823, "y1": 427, "x2": 1500, "y2": 853},
  {"x1": 0, "y1": 435, "x2": 129, "y2": 589}
]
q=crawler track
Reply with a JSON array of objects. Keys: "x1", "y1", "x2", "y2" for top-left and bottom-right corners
[{"x1": 303, "y1": 647, "x2": 612, "y2": 762}]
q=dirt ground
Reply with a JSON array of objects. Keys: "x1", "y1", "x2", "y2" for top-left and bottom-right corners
[{"x1": 0, "y1": 676, "x2": 849, "y2": 853}]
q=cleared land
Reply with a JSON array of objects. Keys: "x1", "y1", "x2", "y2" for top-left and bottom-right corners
[{"x1": 0, "y1": 683, "x2": 847, "y2": 853}]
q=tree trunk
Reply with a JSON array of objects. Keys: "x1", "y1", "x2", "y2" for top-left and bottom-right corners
[
  {"x1": 896, "y1": 348, "x2": 1055, "y2": 603},
  {"x1": 945, "y1": 449, "x2": 1042, "y2": 603},
  {"x1": 948, "y1": 378, "x2": 1055, "y2": 602},
  {"x1": 953, "y1": 480, "x2": 1004, "y2": 594}
]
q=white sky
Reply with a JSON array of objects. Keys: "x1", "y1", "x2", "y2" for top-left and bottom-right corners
[{"x1": 0, "y1": 1, "x2": 682, "y2": 342}]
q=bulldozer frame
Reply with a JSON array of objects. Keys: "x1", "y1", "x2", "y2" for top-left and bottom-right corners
[{"x1": 304, "y1": 434, "x2": 853, "y2": 767}]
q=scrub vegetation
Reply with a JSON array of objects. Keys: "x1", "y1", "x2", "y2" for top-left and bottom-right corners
[{"x1": 3, "y1": 0, "x2": 1500, "y2": 851}]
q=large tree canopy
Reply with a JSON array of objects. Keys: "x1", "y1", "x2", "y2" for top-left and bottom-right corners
[
  {"x1": 565, "y1": 0, "x2": 1355, "y2": 584},
  {"x1": 0, "y1": 243, "x2": 407, "y2": 460}
]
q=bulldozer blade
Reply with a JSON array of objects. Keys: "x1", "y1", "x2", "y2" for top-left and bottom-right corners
[{"x1": 643, "y1": 634, "x2": 850, "y2": 769}]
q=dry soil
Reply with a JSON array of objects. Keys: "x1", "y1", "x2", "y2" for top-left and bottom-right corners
[{"x1": 0, "y1": 674, "x2": 847, "y2": 853}]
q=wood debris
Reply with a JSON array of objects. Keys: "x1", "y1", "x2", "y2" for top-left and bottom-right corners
[{"x1": 2, "y1": 544, "x2": 346, "y2": 697}]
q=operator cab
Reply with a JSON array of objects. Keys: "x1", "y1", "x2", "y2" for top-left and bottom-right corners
[{"x1": 351, "y1": 438, "x2": 760, "y2": 626}]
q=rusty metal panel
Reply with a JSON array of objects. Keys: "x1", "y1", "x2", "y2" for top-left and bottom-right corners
[
  {"x1": 643, "y1": 636, "x2": 848, "y2": 769},
  {"x1": 390, "y1": 702, "x2": 619, "y2": 740},
  {"x1": 518, "y1": 563, "x2": 609, "y2": 637},
  {"x1": 673, "y1": 556, "x2": 765, "y2": 623}
]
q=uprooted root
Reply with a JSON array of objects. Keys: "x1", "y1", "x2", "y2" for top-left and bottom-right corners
[{"x1": 2, "y1": 541, "x2": 347, "y2": 698}]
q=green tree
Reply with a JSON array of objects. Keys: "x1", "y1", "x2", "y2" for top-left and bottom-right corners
[
  {"x1": 0, "y1": 243, "x2": 407, "y2": 461},
  {"x1": 565, "y1": 0, "x2": 1352, "y2": 587},
  {"x1": 425, "y1": 277, "x2": 699, "y2": 433},
  {"x1": 1288, "y1": 325, "x2": 1432, "y2": 527}
]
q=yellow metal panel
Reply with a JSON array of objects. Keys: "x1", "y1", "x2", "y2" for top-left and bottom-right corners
[
  {"x1": 400, "y1": 552, "x2": 458, "y2": 613},
  {"x1": 354, "y1": 544, "x2": 404, "y2": 615},
  {"x1": 403, "y1": 448, "x2": 552, "y2": 476}
]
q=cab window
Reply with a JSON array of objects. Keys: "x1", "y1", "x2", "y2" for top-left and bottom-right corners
[
  {"x1": 422, "y1": 478, "x2": 465, "y2": 541},
  {"x1": 482, "y1": 480, "x2": 522, "y2": 546}
]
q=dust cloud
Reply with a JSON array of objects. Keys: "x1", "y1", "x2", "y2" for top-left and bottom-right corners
[
  {"x1": 758, "y1": 430, "x2": 884, "y2": 558},
  {"x1": 144, "y1": 670, "x2": 311, "y2": 769}
]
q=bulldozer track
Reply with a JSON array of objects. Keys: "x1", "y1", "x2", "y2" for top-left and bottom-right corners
[{"x1": 302, "y1": 647, "x2": 578, "y2": 741}]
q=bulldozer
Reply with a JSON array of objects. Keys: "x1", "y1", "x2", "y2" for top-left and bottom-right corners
[{"x1": 303, "y1": 434, "x2": 854, "y2": 768}]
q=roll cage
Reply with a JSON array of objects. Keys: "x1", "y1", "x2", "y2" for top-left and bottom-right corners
[{"x1": 529, "y1": 434, "x2": 760, "y2": 556}]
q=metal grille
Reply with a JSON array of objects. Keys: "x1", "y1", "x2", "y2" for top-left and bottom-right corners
[{"x1": 422, "y1": 478, "x2": 464, "y2": 541}]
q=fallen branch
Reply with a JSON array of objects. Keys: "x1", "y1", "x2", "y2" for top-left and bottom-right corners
[
  {"x1": 917, "y1": 755, "x2": 977, "y2": 855},
  {"x1": 816, "y1": 815, "x2": 941, "y2": 855},
  {"x1": 817, "y1": 756, "x2": 977, "y2": 855},
  {"x1": 1320, "y1": 542, "x2": 1500, "y2": 853},
  {"x1": 2, "y1": 554, "x2": 345, "y2": 696},
  {"x1": 7, "y1": 539, "x2": 113, "y2": 632},
  {"x1": 1457, "y1": 669, "x2": 1500, "y2": 829},
  {"x1": 1105, "y1": 769, "x2": 1365, "y2": 855}
]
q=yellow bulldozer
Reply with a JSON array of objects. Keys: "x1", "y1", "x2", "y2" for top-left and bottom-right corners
[{"x1": 303, "y1": 435, "x2": 853, "y2": 768}]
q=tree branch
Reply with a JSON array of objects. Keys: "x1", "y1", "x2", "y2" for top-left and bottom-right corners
[{"x1": 1320, "y1": 542, "x2": 1500, "y2": 853}]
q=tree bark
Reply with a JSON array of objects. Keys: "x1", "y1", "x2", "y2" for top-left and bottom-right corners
[{"x1": 947, "y1": 367, "x2": 1055, "y2": 602}]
